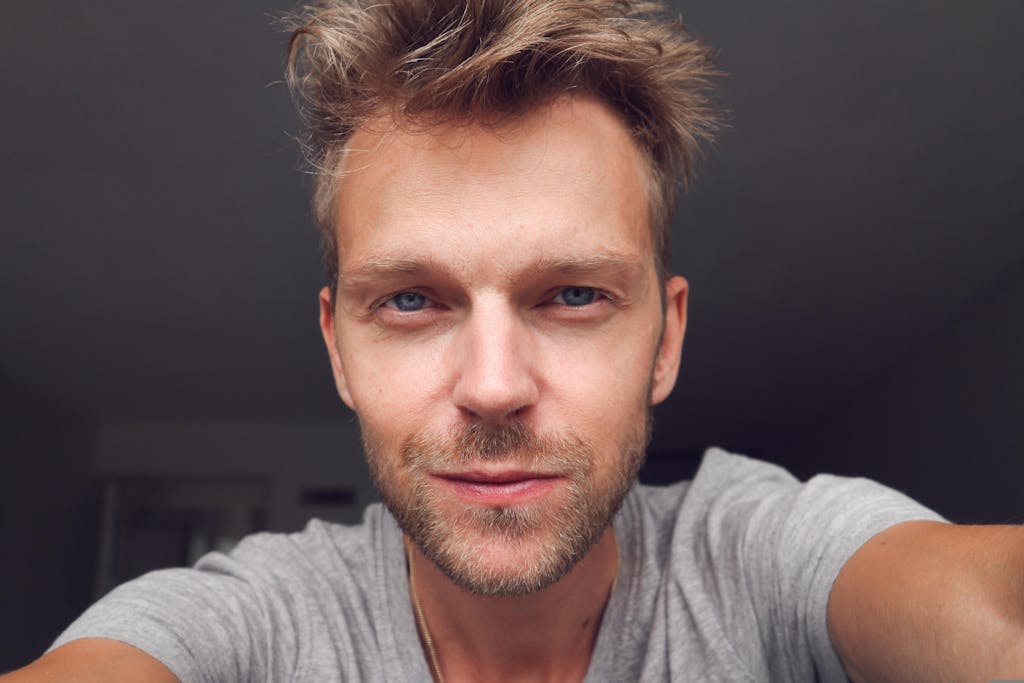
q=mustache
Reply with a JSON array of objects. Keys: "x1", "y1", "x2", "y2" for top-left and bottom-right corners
[{"x1": 401, "y1": 422, "x2": 592, "y2": 469}]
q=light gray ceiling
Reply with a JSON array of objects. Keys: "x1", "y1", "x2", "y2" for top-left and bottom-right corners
[{"x1": 2, "y1": 0, "x2": 1022, "y2": 453}]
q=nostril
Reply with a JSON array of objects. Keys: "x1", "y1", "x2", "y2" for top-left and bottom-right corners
[{"x1": 457, "y1": 402, "x2": 530, "y2": 422}]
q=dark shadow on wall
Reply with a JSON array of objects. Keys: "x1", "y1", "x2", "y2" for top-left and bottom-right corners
[
  {"x1": 768, "y1": 261, "x2": 1024, "y2": 525},
  {"x1": 0, "y1": 373, "x2": 99, "y2": 671},
  {"x1": 642, "y1": 262, "x2": 1024, "y2": 526}
]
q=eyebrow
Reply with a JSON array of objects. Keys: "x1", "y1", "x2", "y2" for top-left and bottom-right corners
[
  {"x1": 336, "y1": 257, "x2": 439, "y2": 295},
  {"x1": 337, "y1": 251, "x2": 646, "y2": 291},
  {"x1": 521, "y1": 252, "x2": 646, "y2": 281}
]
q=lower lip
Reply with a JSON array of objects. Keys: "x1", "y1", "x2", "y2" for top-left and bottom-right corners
[{"x1": 433, "y1": 476, "x2": 562, "y2": 505}]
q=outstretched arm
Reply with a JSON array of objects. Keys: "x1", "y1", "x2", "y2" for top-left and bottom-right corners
[
  {"x1": 829, "y1": 521, "x2": 1024, "y2": 682},
  {"x1": 0, "y1": 639, "x2": 179, "y2": 683}
]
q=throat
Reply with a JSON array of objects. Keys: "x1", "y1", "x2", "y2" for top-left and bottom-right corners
[{"x1": 404, "y1": 528, "x2": 619, "y2": 683}]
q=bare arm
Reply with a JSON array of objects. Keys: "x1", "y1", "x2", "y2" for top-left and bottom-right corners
[
  {"x1": 828, "y1": 521, "x2": 1024, "y2": 682},
  {"x1": 0, "y1": 639, "x2": 179, "y2": 683}
]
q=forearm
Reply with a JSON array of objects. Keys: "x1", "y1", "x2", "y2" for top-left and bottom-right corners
[{"x1": 829, "y1": 521, "x2": 1024, "y2": 682}]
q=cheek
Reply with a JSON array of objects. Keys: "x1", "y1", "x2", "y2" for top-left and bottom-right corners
[
  {"x1": 541, "y1": 320, "x2": 658, "y2": 402},
  {"x1": 538, "y1": 327, "x2": 656, "y2": 451},
  {"x1": 340, "y1": 332, "x2": 451, "y2": 447}
]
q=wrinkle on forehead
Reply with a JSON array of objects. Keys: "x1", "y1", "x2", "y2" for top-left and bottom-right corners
[{"x1": 332, "y1": 96, "x2": 657, "y2": 287}]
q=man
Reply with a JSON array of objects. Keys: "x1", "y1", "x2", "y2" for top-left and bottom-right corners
[{"x1": 5, "y1": 1, "x2": 1023, "y2": 681}]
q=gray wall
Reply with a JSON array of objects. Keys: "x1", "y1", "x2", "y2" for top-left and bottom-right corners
[
  {"x1": 0, "y1": 376, "x2": 98, "y2": 668},
  {"x1": 773, "y1": 266, "x2": 1024, "y2": 524},
  {"x1": 96, "y1": 419, "x2": 374, "y2": 532},
  {"x1": 0, "y1": 409, "x2": 373, "y2": 671}
]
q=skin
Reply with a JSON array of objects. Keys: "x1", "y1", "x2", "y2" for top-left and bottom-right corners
[
  {"x1": 5, "y1": 97, "x2": 1022, "y2": 683},
  {"x1": 0, "y1": 639, "x2": 178, "y2": 682},
  {"x1": 828, "y1": 520, "x2": 1024, "y2": 682},
  {"x1": 320, "y1": 96, "x2": 688, "y2": 681}
]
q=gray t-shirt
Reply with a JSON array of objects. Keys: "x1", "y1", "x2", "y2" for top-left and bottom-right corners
[{"x1": 52, "y1": 449, "x2": 944, "y2": 681}]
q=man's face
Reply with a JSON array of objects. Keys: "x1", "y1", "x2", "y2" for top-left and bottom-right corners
[{"x1": 320, "y1": 97, "x2": 687, "y2": 595}]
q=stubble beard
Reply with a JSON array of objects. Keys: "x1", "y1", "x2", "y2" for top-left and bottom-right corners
[{"x1": 363, "y1": 414, "x2": 651, "y2": 596}]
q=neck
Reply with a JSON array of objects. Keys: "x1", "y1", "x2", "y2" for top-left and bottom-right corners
[{"x1": 407, "y1": 527, "x2": 618, "y2": 683}]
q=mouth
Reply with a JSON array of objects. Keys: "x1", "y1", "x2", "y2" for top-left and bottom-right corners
[{"x1": 431, "y1": 469, "x2": 564, "y2": 505}]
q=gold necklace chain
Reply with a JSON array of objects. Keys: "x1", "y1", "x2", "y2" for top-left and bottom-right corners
[{"x1": 406, "y1": 540, "x2": 446, "y2": 683}]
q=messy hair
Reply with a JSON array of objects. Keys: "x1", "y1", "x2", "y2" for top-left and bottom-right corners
[{"x1": 285, "y1": 0, "x2": 721, "y2": 290}]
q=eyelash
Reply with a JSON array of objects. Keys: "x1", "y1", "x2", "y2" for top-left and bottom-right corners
[
  {"x1": 377, "y1": 290, "x2": 437, "y2": 312},
  {"x1": 373, "y1": 286, "x2": 612, "y2": 316},
  {"x1": 549, "y1": 287, "x2": 608, "y2": 306}
]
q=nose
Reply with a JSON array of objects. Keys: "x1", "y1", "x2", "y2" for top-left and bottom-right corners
[{"x1": 451, "y1": 300, "x2": 539, "y2": 423}]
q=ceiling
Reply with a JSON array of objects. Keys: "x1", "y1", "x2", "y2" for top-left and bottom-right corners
[{"x1": 2, "y1": 0, "x2": 1022, "y2": 453}]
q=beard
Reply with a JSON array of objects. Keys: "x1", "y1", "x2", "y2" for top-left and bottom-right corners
[{"x1": 363, "y1": 414, "x2": 651, "y2": 596}]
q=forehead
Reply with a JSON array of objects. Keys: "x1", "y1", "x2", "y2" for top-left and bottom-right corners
[{"x1": 332, "y1": 97, "x2": 654, "y2": 279}]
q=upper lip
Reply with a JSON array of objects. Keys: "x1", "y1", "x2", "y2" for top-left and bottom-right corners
[{"x1": 434, "y1": 470, "x2": 562, "y2": 484}]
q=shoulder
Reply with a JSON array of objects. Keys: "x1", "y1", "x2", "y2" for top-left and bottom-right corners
[
  {"x1": 618, "y1": 448, "x2": 944, "y2": 681},
  {"x1": 623, "y1": 448, "x2": 799, "y2": 536},
  {"x1": 218, "y1": 503, "x2": 390, "y2": 585},
  {"x1": 630, "y1": 447, "x2": 941, "y2": 544},
  {"x1": 49, "y1": 503, "x2": 400, "y2": 682},
  {"x1": 639, "y1": 448, "x2": 943, "y2": 680}
]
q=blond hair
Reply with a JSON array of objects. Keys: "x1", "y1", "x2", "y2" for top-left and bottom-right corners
[{"x1": 285, "y1": 0, "x2": 721, "y2": 288}]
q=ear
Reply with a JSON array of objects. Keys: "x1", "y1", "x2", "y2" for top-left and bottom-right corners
[
  {"x1": 649, "y1": 275, "x2": 688, "y2": 405},
  {"x1": 319, "y1": 286, "x2": 355, "y2": 410}
]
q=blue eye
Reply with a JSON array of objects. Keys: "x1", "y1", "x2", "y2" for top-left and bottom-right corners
[
  {"x1": 387, "y1": 291, "x2": 429, "y2": 311},
  {"x1": 555, "y1": 286, "x2": 597, "y2": 306}
]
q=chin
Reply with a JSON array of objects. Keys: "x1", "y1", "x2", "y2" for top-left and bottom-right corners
[
  {"x1": 432, "y1": 534, "x2": 586, "y2": 596},
  {"x1": 416, "y1": 506, "x2": 607, "y2": 596}
]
